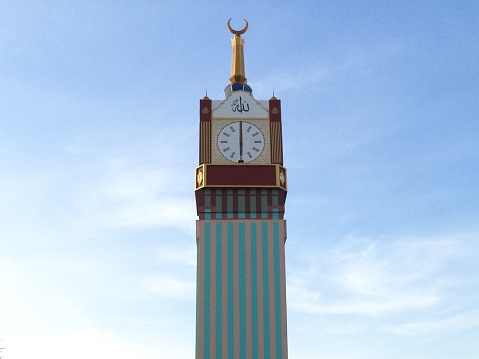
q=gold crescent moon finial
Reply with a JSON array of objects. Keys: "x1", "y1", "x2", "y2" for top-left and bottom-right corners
[{"x1": 227, "y1": 18, "x2": 248, "y2": 36}]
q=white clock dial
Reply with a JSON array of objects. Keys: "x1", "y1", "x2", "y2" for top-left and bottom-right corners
[{"x1": 217, "y1": 121, "x2": 264, "y2": 163}]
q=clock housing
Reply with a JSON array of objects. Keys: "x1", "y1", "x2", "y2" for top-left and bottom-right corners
[{"x1": 198, "y1": 90, "x2": 284, "y2": 169}]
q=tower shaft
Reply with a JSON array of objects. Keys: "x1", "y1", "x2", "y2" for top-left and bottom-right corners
[{"x1": 196, "y1": 217, "x2": 287, "y2": 358}]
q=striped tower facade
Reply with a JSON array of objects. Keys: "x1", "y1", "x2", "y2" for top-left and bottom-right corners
[
  {"x1": 194, "y1": 20, "x2": 288, "y2": 359},
  {"x1": 195, "y1": 214, "x2": 287, "y2": 358}
]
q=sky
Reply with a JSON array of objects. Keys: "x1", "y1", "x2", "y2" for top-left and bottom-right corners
[{"x1": 0, "y1": 1, "x2": 478, "y2": 358}]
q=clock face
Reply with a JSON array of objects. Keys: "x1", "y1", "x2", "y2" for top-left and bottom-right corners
[{"x1": 217, "y1": 121, "x2": 265, "y2": 163}]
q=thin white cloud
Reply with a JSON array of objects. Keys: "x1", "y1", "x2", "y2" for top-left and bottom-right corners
[
  {"x1": 254, "y1": 42, "x2": 405, "y2": 96},
  {"x1": 288, "y1": 233, "x2": 478, "y2": 320},
  {"x1": 382, "y1": 310, "x2": 479, "y2": 335},
  {"x1": 154, "y1": 243, "x2": 197, "y2": 267},
  {"x1": 288, "y1": 281, "x2": 441, "y2": 316},
  {"x1": 5, "y1": 329, "x2": 176, "y2": 359},
  {"x1": 76, "y1": 155, "x2": 197, "y2": 236},
  {"x1": 140, "y1": 276, "x2": 195, "y2": 300}
]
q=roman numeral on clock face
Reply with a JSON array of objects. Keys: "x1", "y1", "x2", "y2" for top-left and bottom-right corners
[{"x1": 223, "y1": 147, "x2": 230, "y2": 152}]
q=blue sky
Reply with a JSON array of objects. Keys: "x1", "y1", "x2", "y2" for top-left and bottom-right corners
[{"x1": 1, "y1": 1, "x2": 478, "y2": 358}]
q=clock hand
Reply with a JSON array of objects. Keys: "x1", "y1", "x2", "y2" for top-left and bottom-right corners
[{"x1": 238, "y1": 121, "x2": 244, "y2": 163}]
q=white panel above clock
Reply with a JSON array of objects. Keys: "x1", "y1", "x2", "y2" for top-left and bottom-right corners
[{"x1": 212, "y1": 91, "x2": 269, "y2": 119}]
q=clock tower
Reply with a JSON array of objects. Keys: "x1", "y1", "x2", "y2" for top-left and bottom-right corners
[{"x1": 195, "y1": 20, "x2": 288, "y2": 359}]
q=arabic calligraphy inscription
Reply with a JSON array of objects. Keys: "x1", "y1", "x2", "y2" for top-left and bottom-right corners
[{"x1": 231, "y1": 96, "x2": 250, "y2": 113}]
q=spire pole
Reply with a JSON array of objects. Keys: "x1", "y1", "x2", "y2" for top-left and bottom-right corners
[{"x1": 227, "y1": 19, "x2": 248, "y2": 84}]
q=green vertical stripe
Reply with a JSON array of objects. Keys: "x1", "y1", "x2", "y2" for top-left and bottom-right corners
[
  {"x1": 227, "y1": 223, "x2": 234, "y2": 359},
  {"x1": 216, "y1": 223, "x2": 223, "y2": 359},
  {"x1": 216, "y1": 191, "x2": 222, "y2": 219},
  {"x1": 273, "y1": 222, "x2": 283, "y2": 358},
  {"x1": 250, "y1": 223, "x2": 259, "y2": 358},
  {"x1": 227, "y1": 193, "x2": 233, "y2": 218},
  {"x1": 261, "y1": 191, "x2": 268, "y2": 218},
  {"x1": 273, "y1": 208, "x2": 279, "y2": 220},
  {"x1": 250, "y1": 193, "x2": 256, "y2": 219},
  {"x1": 238, "y1": 194, "x2": 245, "y2": 219},
  {"x1": 204, "y1": 223, "x2": 211, "y2": 359},
  {"x1": 239, "y1": 222, "x2": 247, "y2": 358},
  {"x1": 272, "y1": 189, "x2": 278, "y2": 206},
  {"x1": 205, "y1": 190, "x2": 211, "y2": 206},
  {"x1": 262, "y1": 222, "x2": 271, "y2": 358}
]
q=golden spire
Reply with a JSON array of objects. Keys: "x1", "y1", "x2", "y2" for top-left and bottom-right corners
[{"x1": 227, "y1": 19, "x2": 248, "y2": 84}]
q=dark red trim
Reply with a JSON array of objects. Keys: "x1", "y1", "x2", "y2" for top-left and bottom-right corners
[
  {"x1": 206, "y1": 165, "x2": 277, "y2": 187},
  {"x1": 200, "y1": 99, "x2": 212, "y2": 122},
  {"x1": 269, "y1": 99, "x2": 281, "y2": 122}
]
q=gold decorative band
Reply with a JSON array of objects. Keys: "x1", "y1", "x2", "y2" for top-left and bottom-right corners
[{"x1": 195, "y1": 164, "x2": 287, "y2": 191}]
